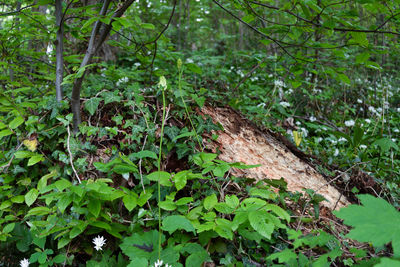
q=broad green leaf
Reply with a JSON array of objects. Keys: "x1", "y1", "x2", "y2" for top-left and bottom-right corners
[
  {"x1": 141, "y1": 23, "x2": 155, "y2": 30},
  {"x1": 27, "y1": 154, "x2": 44, "y2": 166},
  {"x1": 130, "y1": 150, "x2": 158, "y2": 160},
  {"x1": 9, "y1": 116, "x2": 24, "y2": 129},
  {"x1": 25, "y1": 188, "x2": 39, "y2": 206},
  {"x1": 0, "y1": 129, "x2": 13, "y2": 138},
  {"x1": 204, "y1": 194, "x2": 218, "y2": 210},
  {"x1": 374, "y1": 258, "x2": 400, "y2": 267},
  {"x1": 57, "y1": 195, "x2": 72, "y2": 213},
  {"x1": 225, "y1": 195, "x2": 239, "y2": 209},
  {"x1": 14, "y1": 150, "x2": 33, "y2": 159},
  {"x1": 147, "y1": 171, "x2": 171, "y2": 182},
  {"x1": 54, "y1": 179, "x2": 72, "y2": 191},
  {"x1": 249, "y1": 210, "x2": 274, "y2": 239},
  {"x1": 3, "y1": 223, "x2": 15, "y2": 234},
  {"x1": 214, "y1": 202, "x2": 234, "y2": 214},
  {"x1": 0, "y1": 200, "x2": 12, "y2": 210},
  {"x1": 162, "y1": 215, "x2": 195, "y2": 234},
  {"x1": 173, "y1": 171, "x2": 187, "y2": 191},
  {"x1": 123, "y1": 194, "x2": 137, "y2": 211},
  {"x1": 88, "y1": 198, "x2": 101, "y2": 217},
  {"x1": 159, "y1": 200, "x2": 176, "y2": 211},
  {"x1": 84, "y1": 97, "x2": 101, "y2": 116},
  {"x1": 26, "y1": 207, "x2": 51, "y2": 216},
  {"x1": 335, "y1": 195, "x2": 400, "y2": 257}
]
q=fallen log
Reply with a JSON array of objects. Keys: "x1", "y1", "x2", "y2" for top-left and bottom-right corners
[{"x1": 201, "y1": 105, "x2": 350, "y2": 210}]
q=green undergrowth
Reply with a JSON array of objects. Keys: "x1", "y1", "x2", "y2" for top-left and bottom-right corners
[{"x1": 0, "y1": 59, "x2": 399, "y2": 266}]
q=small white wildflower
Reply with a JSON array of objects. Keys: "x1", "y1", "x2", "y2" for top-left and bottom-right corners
[
  {"x1": 316, "y1": 137, "x2": 323, "y2": 143},
  {"x1": 384, "y1": 101, "x2": 390, "y2": 109},
  {"x1": 92, "y1": 235, "x2": 106, "y2": 251},
  {"x1": 394, "y1": 128, "x2": 399, "y2": 133},
  {"x1": 296, "y1": 121, "x2": 301, "y2": 125},
  {"x1": 377, "y1": 107, "x2": 382, "y2": 113},
  {"x1": 116, "y1": 77, "x2": 128, "y2": 87},
  {"x1": 397, "y1": 107, "x2": 400, "y2": 112},
  {"x1": 257, "y1": 103, "x2": 266, "y2": 108},
  {"x1": 154, "y1": 259, "x2": 164, "y2": 267},
  {"x1": 186, "y1": 58, "x2": 194, "y2": 63},
  {"x1": 392, "y1": 138, "x2": 397, "y2": 143},
  {"x1": 338, "y1": 137, "x2": 347, "y2": 142},
  {"x1": 359, "y1": 145, "x2": 367, "y2": 149},
  {"x1": 20, "y1": 258, "x2": 29, "y2": 267},
  {"x1": 274, "y1": 79, "x2": 285, "y2": 88},
  {"x1": 300, "y1": 127, "x2": 308, "y2": 137},
  {"x1": 368, "y1": 106, "x2": 376, "y2": 113},
  {"x1": 365, "y1": 119, "x2": 371, "y2": 124},
  {"x1": 279, "y1": 101, "x2": 291, "y2": 108},
  {"x1": 331, "y1": 139, "x2": 337, "y2": 145},
  {"x1": 344, "y1": 120, "x2": 355, "y2": 127},
  {"x1": 309, "y1": 116, "x2": 316, "y2": 122},
  {"x1": 357, "y1": 99, "x2": 363, "y2": 104},
  {"x1": 334, "y1": 148, "x2": 339, "y2": 157},
  {"x1": 134, "y1": 62, "x2": 141, "y2": 67}
]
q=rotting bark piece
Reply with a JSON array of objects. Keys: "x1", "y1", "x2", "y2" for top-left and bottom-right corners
[{"x1": 201, "y1": 105, "x2": 350, "y2": 210}]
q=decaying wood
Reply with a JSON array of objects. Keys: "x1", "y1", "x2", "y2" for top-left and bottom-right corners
[{"x1": 201, "y1": 105, "x2": 350, "y2": 210}]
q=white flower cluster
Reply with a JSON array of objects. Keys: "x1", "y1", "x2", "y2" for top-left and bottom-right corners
[
  {"x1": 20, "y1": 258, "x2": 29, "y2": 267},
  {"x1": 116, "y1": 77, "x2": 129, "y2": 87},
  {"x1": 92, "y1": 235, "x2": 106, "y2": 251},
  {"x1": 153, "y1": 259, "x2": 172, "y2": 267}
]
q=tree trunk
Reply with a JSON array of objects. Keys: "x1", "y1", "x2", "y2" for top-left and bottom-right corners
[{"x1": 55, "y1": 0, "x2": 64, "y2": 102}]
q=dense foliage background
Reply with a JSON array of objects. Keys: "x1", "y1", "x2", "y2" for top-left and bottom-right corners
[{"x1": 0, "y1": 0, "x2": 399, "y2": 266}]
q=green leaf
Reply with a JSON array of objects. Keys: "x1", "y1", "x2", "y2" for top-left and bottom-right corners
[
  {"x1": 162, "y1": 215, "x2": 195, "y2": 234},
  {"x1": 85, "y1": 97, "x2": 101, "y2": 116},
  {"x1": 0, "y1": 200, "x2": 12, "y2": 210},
  {"x1": 88, "y1": 199, "x2": 101, "y2": 217},
  {"x1": 147, "y1": 171, "x2": 171, "y2": 182},
  {"x1": 58, "y1": 237, "x2": 71, "y2": 249},
  {"x1": 90, "y1": 221, "x2": 111, "y2": 231},
  {"x1": 14, "y1": 150, "x2": 33, "y2": 159},
  {"x1": 248, "y1": 210, "x2": 275, "y2": 239},
  {"x1": 186, "y1": 63, "x2": 202, "y2": 74},
  {"x1": 173, "y1": 171, "x2": 187, "y2": 191},
  {"x1": 9, "y1": 116, "x2": 24, "y2": 129},
  {"x1": 204, "y1": 194, "x2": 218, "y2": 210},
  {"x1": 11, "y1": 195, "x2": 25, "y2": 203},
  {"x1": 27, "y1": 154, "x2": 44, "y2": 166},
  {"x1": 25, "y1": 188, "x2": 39, "y2": 206},
  {"x1": 375, "y1": 258, "x2": 400, "y2": 267},
  {"x1": 123, "y1": 194, "x2": 137, "y2": 211},
  {"x1": 130, "y1": 150, "x2": 158, "y2": 160},
  {"x1": 0, "y1": 129, "x2": 13, "y2": 138},
  {"x1": 26, "y1": 207, "x2": 51, "y2": 216},
  {"x1": 141, "y1": 23, "x2": 155, "y2": 30},
  {"x1": 159, "y1": 200, "x2": 177, "y2": 211},
  {"x1": 102, "y1": 91, "x2": 121, "y2": 104},
  {"x1": 57, "y1": 195, "x2": 72, "y2": 213},
  {"x1": 54, "y1": 179, "x2": 72, "y2": 191},
  {"x1": 185, "y1": 250, "x2": 210, "y2": 267},
  {"x1": 225, "y1": 195, "x2": 239, "y2": 209},
  {"x1": 335, "y1": 195, "x2": 400, "y2": 256},
  {"x1": 267, "y1": 248, "x2": 297, "y2": 264},
  {"x1": 241, "y1": 14, "x2": 255, "y2": 23},
  {"x1": 214, "y1": 202, "x2": 234, "y2": 214},
  {"x1": 3, "y1": 223, "x2": 15, "y2": 234},
  {"x1": 372, "y1": 138, "x2": 399, "y2": 153}
]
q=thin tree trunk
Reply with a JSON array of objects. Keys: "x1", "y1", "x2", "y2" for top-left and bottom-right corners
[
  {"x1": 55, "y1": 0, "x2": 64, "y2": 102},
  {"x1": 71, "y1": 0, "x2": 135, "y2": 132}
]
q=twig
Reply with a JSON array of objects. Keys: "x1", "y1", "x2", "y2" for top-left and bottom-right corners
[
  {"x1": 0, "y1": 142, "x2": 23, "y2": 173},
  {"x1": 67, "y1": 125, "x2": 81, "y2": 183},
  {"x1": 296, "y1": 161, "x2": 368, "y2": 231}
]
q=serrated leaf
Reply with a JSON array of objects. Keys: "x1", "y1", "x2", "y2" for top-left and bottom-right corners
[
  {"x1": 225, "y1": 195, "x2": 239, "y2": 209},
  {"x1": 335, "y1": 194, "x2": 400, "y2": 256},
  {"x1": 204, "y1": 194, "x2": 218, "y2": 210},
  {"x1": 248, "y1": 210, "x2": 275, "y2": 239},
  {"x1": 84, "y1": 97, "x2": 101, "y2": 116},
  {"x1": 57, "y1": 195, "x2": 72, "y2": 213},
  {"x1": 159, "y1": 200, "x2": 176, "y2": 211},
  {"x1": 162, "y1": 215, "x2": 195, "y2": 234},
  {"x1": 25, "y1": 189, "x2": 39, "y2": 206}
]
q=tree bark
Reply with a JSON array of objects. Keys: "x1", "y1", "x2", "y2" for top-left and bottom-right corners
[
  {"x1": 71, "y1": 0, "x2": 135, "y2": 132},
  {"x1": 55, "y1": 0, "x2": 64, "y2": 102}
]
